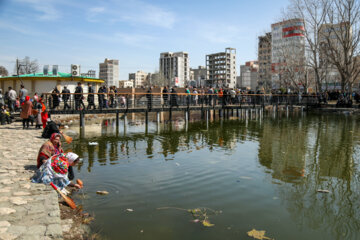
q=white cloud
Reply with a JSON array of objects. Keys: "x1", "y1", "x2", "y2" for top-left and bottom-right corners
[
  {"x1": 84, "y1": 0, "x2": 176, "y2": 29},
  {"x1": 196, "y1": 23, "x2": 250, "y2": 44},
  {"x1": 120, "y1": 3, "x2": 176, "y2": 29},
  {"x1": 14, "y1": 0, "x2": 60, "y2": 21},
  {"x1": 86, "y1": 7, "x2": 105, "y2": 22}
]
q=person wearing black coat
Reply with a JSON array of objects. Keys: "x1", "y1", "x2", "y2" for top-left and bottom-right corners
[{"x1": 170, "y1": 88, "x2": 178, "y2": 107}]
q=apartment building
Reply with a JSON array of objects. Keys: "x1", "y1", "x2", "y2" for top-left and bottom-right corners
[
  {"x1": 271, "y1": 19, "x2": 305, "y2": 88},
  {"x1": 119, "y1": 80, "x2": 134, "y2": 88},
  {"x1": 159, "y1": 52, "x2": 189, "y2": 87},
  {"x1": 190, "y1": 66, "x2": 207, "y2": 87},
  {"x1": 99, "y1": 58, "x2": 119, "y2": 87},
  {"x1": 129, "y1": 70, "x2": 150, "y2": 88},
  {"x1": 319, "y1": 22, "x2": 352, "y2": 89},
  {"x1": 206, "y1": 48, "x2": 237, "y2": 88},
  {"x1": 258, "y1": 33, "x2": 272, "y2": 89},
  {"x1": 239, "y1": 61, "x2": 259, "y2": 90}
]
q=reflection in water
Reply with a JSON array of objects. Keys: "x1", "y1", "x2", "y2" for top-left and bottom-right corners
[{"x1": 67, "y1": 112, "x2": 360, "y2": 240}]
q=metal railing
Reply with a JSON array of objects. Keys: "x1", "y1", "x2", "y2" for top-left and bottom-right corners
[{"x1": 41, "y1": 92, "x2": 320, "y2": 111}]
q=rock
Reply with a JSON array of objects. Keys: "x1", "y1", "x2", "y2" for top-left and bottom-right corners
[
  {"x1": 13, "y1": 192, "x2": 31, "y2": 196},
  {"x1": 0, "y1": 197, "x2": 9, "y2": 202},
  {"x1": 0, "y1": 221, "x2": 11, "y2": 227},
  {"x1": 0, "y1": 208, "x2": 16, "y2": 215},
  {"x1": 10, "y1": 197, "x2": 27, "y2": 206},
  {"x1": 0, "y1": 188, "x2": 10, "y2": 193},
  {"x1": 0, "y1": 232, "x2": 17, "y2": 240},
  {"x1": 0, "y1": 179, "x2": 14, "y2": 185},
  {"x1": 45, "y1": 224, "x2": 63, "y2": 238},
  {"x1": 96, "y1": 191, "x2": 109, "y2": 195}
]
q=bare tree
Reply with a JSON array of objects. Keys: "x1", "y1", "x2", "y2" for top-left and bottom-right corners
[
  {"x1": 0, "y1": 66, "x2": 8, "y2": 77},
  {"x1": 14, "y1": 56, "x2": 39, "y2": 75},
  {"x1": 286, "y1": 0, "x2": 329, "y2": 92},
  {"x1": 321, "y1": 0, "x2": 360, "y2": 92},
  {"x1": 150, "y1": 71, "x2": 167, "y2": 87},
  {"x1": 277, "y1": 44, "x2": 311, "y2": 92}
]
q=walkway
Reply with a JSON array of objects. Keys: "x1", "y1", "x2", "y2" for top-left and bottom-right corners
[{"x1": 0, "y1": 123, "x2": 63, "y2": 240}]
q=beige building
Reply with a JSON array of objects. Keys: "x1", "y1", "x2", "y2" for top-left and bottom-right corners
[
  {"x1": 0, "y1": 72, "x2": 104, "y2": 97},
  {"x1": 99, "y1": 59, "x2": 119, "y2": 87},
  {"x1": 206, "y1": 48, "x2": 237, "y2": 88},
  {"x1": 271, "y1": 19, "x2": 305, "y2": 88},
  {"x1": 119, "y1": 80, "x2": 134, "y2": 88},
  {"x1": 258, "y1": 33, "x2": 272, "y2": 90},
  {"x1": 190, "y1": 66, "x2": 207, "y2": 87},
  {"x1": 239, "y1": 61, "x2": 259, "y2": 90},
  {"x1": 129, "y1": 71, "x2": 150, "y2": 88},
  {"x1": 160, "y1": 52, "x2": 189, "y2": 87}
]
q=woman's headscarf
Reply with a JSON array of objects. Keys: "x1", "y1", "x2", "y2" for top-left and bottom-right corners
[
  {"x1": 25, "y1": 96, "x2": 30, "y2": 101},
  {"x1": 66, "y1": 152, "x2": 79, "y2": 164},
  {"x1": 50, "y1": 133, "x2": 61, "y2": 143}
]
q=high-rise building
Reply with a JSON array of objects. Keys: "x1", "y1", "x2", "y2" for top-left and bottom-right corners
[
  {"x1": 258, "y1": 33, "x2": 272, "y2": 90},
  {"x1": 206, "y1": 48, "x2": 237, "y2": 88},
  {"x1": 129, "y1": 70, "x2": 150, "y2": 88},
  {"x1": 99, "y1": 59, "x2": 119, "y2": 87},
  {"x1": 239, "y1": 61, "x2": 259, "y2": 90},
  {"x1": 159, "y1": 52, "x2": 189, "y2": 87},
  {"x1": 190, "y1": 66, "x2": 207, "y2": 87},
  {"x1": 319, "y1": 22, "x2": 352, "y2": 89},
  {"x1": 271, "y1": 19, "x2": 305, "y2": 88}
]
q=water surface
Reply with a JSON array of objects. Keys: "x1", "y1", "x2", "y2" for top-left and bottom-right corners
[{"x1": 67, "y1": 112, "x2": 360, "y2": 240}]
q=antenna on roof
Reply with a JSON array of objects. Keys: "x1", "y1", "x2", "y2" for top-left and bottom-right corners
[
  {"x1": 52, "y1": 65, "x2": 58, "y2": 76},
  {"x1": 43, "y1": 65, "x2": 49, "y2": 75}
]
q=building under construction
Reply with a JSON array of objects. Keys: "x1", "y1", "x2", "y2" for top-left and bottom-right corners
[{"x1": 206, "y1": 48, "x2": 237, "y2": 88}]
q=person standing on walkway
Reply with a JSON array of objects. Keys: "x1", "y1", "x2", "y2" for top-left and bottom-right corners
[
  {"x1": 170, "y1": 87, "x2": 178, "y2": 107},
  {"x1": 0, "y1": 89, "x2": 4, "y2": 106},
  {"x1": 75, "y1": 82, "x2": 85, "y2": 110},
  {"x1": 7, "y1": 87, "x2": 16, "y2": 112},
  {"x1": 20, "y1": 96, "x2": 33, "y2": 129},
  {"x1": 98, "y1": 85, "x2": 104, "y2": 110},
  {"x1": 19, "y1": 84, "x2": 28, "y2": 105},
  {"x1": 61, "y1": 86, "x2": 71, "y2": 110},
  {"x1": 87, "y1": 83, "x2": 96, "y2": 110},
  {"x1": 146, "y1": 87, "x2": 153, "y2": 110},
  {"x1": 162, "y1": 86, "x2": 169, "y2": 106},
  {"x1": 51, "y1": 87, "x2": 60, "y2": 109}
]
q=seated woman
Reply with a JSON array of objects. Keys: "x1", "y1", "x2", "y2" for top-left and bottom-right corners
[
  {"x1": 31, "y1": 152, "x2": 81, "y2": 190},
  {"x1": 37, "y1": 133, "x2": 63, "y2": 168}
]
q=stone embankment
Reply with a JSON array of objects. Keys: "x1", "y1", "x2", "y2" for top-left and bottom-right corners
[{"x1": 0, "y1": 123, "x2": 63, "y2": 240}]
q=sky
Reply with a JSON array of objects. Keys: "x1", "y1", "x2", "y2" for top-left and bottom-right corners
[{"x1": 0, "y1": 0, "x2": 290, "y2": 79}]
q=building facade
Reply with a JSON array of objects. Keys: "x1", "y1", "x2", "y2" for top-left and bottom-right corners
[
  {"x1": 206, "y1": 48, "x2": 237, "y2": 88},
  {"x1": 239, "y1": 61, "x2": 259, "y2": 90},
  {"x1": 129, "y1": 70, "x2": 150, "y2": 88},
  {"x1": 319, "y1": 22, "x2": 352, "y2": 90},
  {"x1": 258, "y1": 33, "x2": 272, "y2": 90},
  {"x1": 159, "y1": 52, "x2": 189, "y2": 87},
  {"x1": 119, "y1": 80, "x2": 134, "y2": 88},
  {"x1": 271, "y1": 19, "x2": 305, "y2": 89},
  {"x1": 99, "y1": 59, "x2": 119, "y2": 87},
  {"x1": 190, "y1": 66, "x2": 207, "y2": 87}
]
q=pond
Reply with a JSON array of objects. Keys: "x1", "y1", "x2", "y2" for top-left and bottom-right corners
[{"x1": 66, "y1": 112, "x2": 360, "y2": 240}]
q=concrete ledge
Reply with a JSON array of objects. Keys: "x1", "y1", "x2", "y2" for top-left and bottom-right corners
[{"x1": 0, "y1": 123, "x2": 63, "y2": 240}]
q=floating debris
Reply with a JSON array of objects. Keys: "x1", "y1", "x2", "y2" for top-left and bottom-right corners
[
  {"x1": 125, "y1": 208, "x2": 134, "y2": 212},
  {"x1": 157, "y1": 207, "x2": 221, "y2": 228},
  {"x1": 175, "y1": 163, "x2": 180, "y2": 166},
  {"x1": 247, "y1": 229, "x2": 274, "y2": 240},
  {"x1": 96, "y1": 191, "x2": 109, "y2": 195},
  {"x1": 317, "y1": 189, "x2": 330, "y2": 193},
  {"x1": 239, "y1": 176, "x2": 253, "y2": 180}
]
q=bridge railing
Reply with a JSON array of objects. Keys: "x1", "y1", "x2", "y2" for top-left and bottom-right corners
[{"x1": 41, "y1": 92, "x2": 319, "y2": 111}]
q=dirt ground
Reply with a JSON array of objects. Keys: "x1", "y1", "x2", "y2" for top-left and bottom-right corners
[{"x1": 59, "y1": 188, "x2": 101, "y2": 240}]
